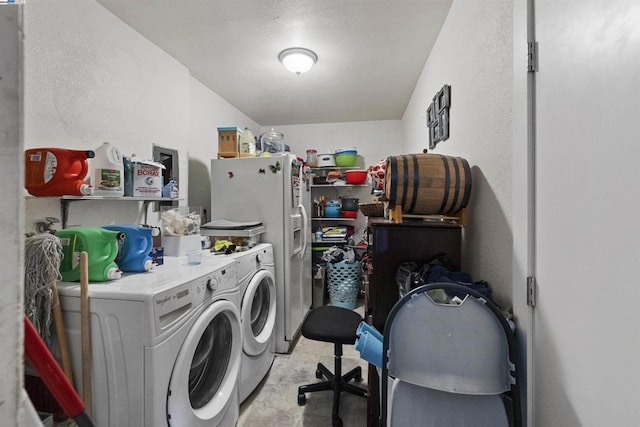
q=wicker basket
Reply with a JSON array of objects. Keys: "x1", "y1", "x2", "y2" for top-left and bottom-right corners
[{"x1": 359, "y1": 202, "x2": 385, "y2": 217}]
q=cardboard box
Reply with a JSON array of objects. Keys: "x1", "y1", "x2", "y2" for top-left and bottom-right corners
[
  {"x1": 217, "y1": 126, "x2": 242, "y2": 154},
  {"x1": 132, "y1": 160, "x2": 164, "y2": 197},
  {"x1": 150, "y1": 247, "x2": 164, "y2": 265}
]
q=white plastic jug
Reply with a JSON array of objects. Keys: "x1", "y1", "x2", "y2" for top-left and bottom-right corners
[
  {"x1": 239, "y1": 127, "x2": 256, "y2": 155},
  {"x1": 89, "y1": 142, "x2": 124, "y2": 197}
]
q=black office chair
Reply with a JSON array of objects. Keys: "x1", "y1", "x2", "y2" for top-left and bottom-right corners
[{"x1": 297, "y1": 305, "x2": 368, "y2": 427}]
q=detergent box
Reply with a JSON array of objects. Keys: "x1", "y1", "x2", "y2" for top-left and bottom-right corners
[{"x1": 132, "y1": 159, "x2": 165, "y2": 197}]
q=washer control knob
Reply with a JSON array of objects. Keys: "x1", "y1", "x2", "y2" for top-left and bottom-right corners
[
  {"x1": 256, "y1": 253, "x2": 263, "y2": 263},
  {"x1": 206, "y1": 277, "x2": 218, "y2": 292}
]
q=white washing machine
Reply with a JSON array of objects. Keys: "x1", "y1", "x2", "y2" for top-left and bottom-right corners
[
  {"x1": 231, "y1": 243, "x2": 277, "y2": 403},
  {"x1": 57, "y1": 254, "x2": 242, "y2": 427}
]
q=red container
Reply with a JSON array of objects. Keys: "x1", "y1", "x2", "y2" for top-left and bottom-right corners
[
  {"x1": 344, "y1": 169, "x2": 367, "y2": 185},
  {"x1": 341, "y1": 210, "x2": 358, "y2": 219},
  {"x1": 25, "y1": 148, "x2": 95, "y2": 196}
]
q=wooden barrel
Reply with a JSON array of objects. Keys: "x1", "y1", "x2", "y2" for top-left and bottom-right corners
[{"x1": 384, "y1": 153, "x2": 472, "y2": 215}]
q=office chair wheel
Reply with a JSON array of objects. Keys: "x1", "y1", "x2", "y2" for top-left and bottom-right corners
[
  {"x1": 332, "y1": 415, "x2": 343, "y2": 427},
  {"x1": 297, "y1": 393, "x2": 306, "y2": 406},
  {"x1": 315, "y1": 368, "x2": 323, "y2": 379}
]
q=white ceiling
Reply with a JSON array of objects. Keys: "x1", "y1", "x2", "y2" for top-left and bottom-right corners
[{"x1": 97, "y1": 0, "x2": 452, "y2": 126}]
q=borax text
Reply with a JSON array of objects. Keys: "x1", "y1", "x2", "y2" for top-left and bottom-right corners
[{"x1": 137, "y1": 168, "x2": 161, "y2": 176}]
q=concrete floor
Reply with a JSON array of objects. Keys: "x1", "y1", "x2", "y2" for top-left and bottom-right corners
[{"x1": 238, "y1": 302, "x2": 369, "y2": 427}]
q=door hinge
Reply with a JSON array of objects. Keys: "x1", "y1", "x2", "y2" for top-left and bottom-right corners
[
  {"x1": 526, "y1": 276, "x2": 537, "y2": 307},
  {"x1": 527, "y1": 41, "x2": 538, "y2": 72}
]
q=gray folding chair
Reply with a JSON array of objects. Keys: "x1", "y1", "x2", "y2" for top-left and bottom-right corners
[{"x1": 380, "y1": 282, "x2": 521, "y2": 427}]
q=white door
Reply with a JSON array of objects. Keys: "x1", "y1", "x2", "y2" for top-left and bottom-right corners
[
  {"x1": 300, "y1": 167, "x2": 313, "y2": 312},
  {"x1": 521, "y1": 2, "x2": 640, "y2": 425},
  {"x1": 167, "y1": 300, "x2": 241, "y2": 426},
  {"x1": 211, "y1": 157, "x2": 291, "y2": 353},
  {"x1": 286, "y1": 208, "x2": 305, "y2": 341},
  {"x1": 283, "y1": 158, "x2": 308, "y2": 344}
]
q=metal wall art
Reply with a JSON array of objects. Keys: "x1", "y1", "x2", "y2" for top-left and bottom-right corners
[{"x1": 426, "y1": 84, "x2": 451, "y2": 150}]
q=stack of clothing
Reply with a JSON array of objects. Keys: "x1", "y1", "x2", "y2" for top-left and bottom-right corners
[{"x1": 395, "y1": 253, "x2": 493, "y2": 300}]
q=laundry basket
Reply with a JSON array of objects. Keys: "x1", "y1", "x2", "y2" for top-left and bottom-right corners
[{"x1": 327, "y1": 260, "x2": 361, "y2": 309}]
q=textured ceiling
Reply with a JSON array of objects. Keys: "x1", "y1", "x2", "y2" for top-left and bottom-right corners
[{"x1": 97, "y1": 0, "x2": 452, "y2": 126}]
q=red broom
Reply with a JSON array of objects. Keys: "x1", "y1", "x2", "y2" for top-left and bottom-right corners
[{"x1": 24, "y1": 316, "x2": 94, "y2": 427}]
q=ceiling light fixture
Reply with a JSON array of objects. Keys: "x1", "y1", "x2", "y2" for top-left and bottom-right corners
[{"x1": 278, "y1": 47, "x2": 318, "y2": 75}]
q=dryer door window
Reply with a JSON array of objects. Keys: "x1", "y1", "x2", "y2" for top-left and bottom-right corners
[
  {"x1": 242, "y1": 269, "x2": 276, "y2": 356},
  {"x1": 167, "y1": 300, "x2": 241, "y2": 426},
  {"x1": 250, "y1": 280, "x2": 270, "y2": 336},
  {"x1": 189, "y1": 314, "x2": 232, "y2": 409}
]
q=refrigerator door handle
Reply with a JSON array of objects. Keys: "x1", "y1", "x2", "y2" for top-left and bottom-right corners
[{"x1": 299, "y1": 203, "x2": 308, "y2": 259}]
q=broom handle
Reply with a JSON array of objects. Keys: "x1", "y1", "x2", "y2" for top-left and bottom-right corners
[
  {"x1": 80, "y1": 251, "x2": 92, "y2": 417},
  {"x1": 52, "y1": 284, "x2": 73, "y2": 384}
]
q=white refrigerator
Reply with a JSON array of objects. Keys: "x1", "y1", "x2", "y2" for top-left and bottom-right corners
[{"x1": 211, "y1": 155, "x2": 311, "y2": 353}]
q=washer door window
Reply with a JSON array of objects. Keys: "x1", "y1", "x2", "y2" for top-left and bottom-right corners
[
  {"x1": 167, "y1": 300, "x2": 241, "y2": 426},
  {"x1": 241, "y1": 269, "x2": 276, "y2": 356}
]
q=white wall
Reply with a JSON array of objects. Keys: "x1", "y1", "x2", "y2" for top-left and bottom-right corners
[
  {"x1": 5, "y1": 0, "x2": 518, "y2": 424},
  {"x1": 402, "y1": 0, "x2": 514, "y2": 310},
  {"x1": 188, "y1": 77, "x2": 260, "y2": 222},
  {"x1": 22, "y1": 0, "x2": 258, "y2": 230},
  {"x1": 22, "y1": 0, "x2": 188, "y2": 229},
  {"x1": 5, "y1": 2, "x2": 262, "y2": 424},
  {"x1": 261, "y1": 121, "x2": 402, "y2": 205},
  {"x1": 259, "y1": 121, "x2": 401, "y2": 235},
  {"x1": 263, "y1": 120, "x2": 403, "y2": 170},
  {"x1": 0, "y1": 5, "x2": 25, "y2": 424}
]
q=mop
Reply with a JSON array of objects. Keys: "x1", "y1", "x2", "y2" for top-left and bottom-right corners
[
  {"x1": 24, "y1": 233, "x2": 62, "y2": 342},
  {"x1": 24, "y1": 232, "x2": 74, "y2": 383}
]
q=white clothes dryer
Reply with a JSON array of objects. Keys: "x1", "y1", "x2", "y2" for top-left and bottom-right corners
[
  {"x1": 231, "y1": 243, "x2": 277, "y2": 403},
  {"x1": 57, "y1": 254, "x2": 242, "y2": 427}
]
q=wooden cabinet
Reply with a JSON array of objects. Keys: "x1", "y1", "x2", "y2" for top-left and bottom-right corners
[{"x1": 364, "y1": 219, "x2": 462, "y2": 426}]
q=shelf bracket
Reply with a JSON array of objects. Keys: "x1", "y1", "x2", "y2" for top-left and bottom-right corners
[
  {"x1": 142, "y1": 200, "x2": 151, "y2": 224},
  {"x1": 60, "y1": 199, "x2": 70, "y2": 229}
]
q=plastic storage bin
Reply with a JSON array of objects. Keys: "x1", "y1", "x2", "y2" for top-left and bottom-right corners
[
  {"x1": 200, "y1": 222, "x2": 266, "y2": 249},
  {"x1": 161, "y1": 206, "x2": 203, "y2": 256},
  {"x1": 327, "y1": 260, "x2": 361, "y2": 309}
]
